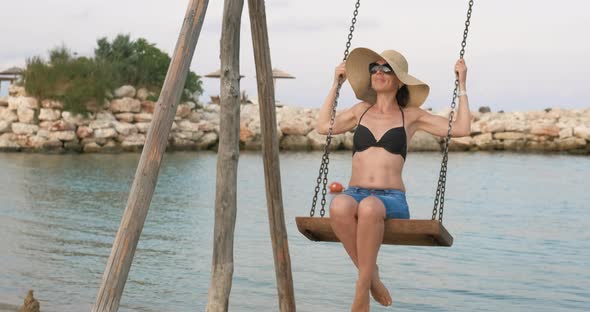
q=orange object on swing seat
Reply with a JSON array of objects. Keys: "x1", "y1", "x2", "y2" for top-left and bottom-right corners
[{"x1": 329, "y1": 182, "x2": 343, "y2": 193}]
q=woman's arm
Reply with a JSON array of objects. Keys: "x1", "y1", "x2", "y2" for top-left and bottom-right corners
[
  {"x1": 316, "y1": 62, "x2": 365, "y2": 135},
  {"x1": 415, "y1": 59, "x2": 471, "y2": 137}
]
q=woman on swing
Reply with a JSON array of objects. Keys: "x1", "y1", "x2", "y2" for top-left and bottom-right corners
[{"x1": 316, "y1": 47, "x2": 471, "y2": 311}]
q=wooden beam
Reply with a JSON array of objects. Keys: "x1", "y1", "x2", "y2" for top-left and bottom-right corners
[
  {"x1": 248, "y1": 1, "x2": 296, "y2": 311},
  {"x1": 92, "y1": 1, "x2": 209, "y2": 311},
  {"x1": 296, "y1": 217, "x2": 454, "y2": 247},
  {"x1": 206, "y1": 0, "x2": 243, "y2": 311}
]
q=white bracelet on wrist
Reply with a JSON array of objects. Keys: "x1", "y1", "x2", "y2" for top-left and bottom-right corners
[{"x1": 458, "y1": 90, "x2": 467, "y2": 97}]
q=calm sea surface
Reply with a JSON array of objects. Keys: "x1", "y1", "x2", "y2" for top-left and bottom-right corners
[{"x1": 0, "y1": 151, "x2": 589, "y2": 311}]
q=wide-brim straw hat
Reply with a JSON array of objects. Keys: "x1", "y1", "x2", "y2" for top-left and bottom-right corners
[{"x1": 346, "y1": 47, "x2": 430, "y2": 107}]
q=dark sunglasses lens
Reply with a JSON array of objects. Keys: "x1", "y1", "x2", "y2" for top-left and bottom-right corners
[
  {"x1": 369, "y1": 63, "x2": 394, "y2": 74},
  {"x1": 369, "y1": 63, "x2": 379, "y2": 74}
]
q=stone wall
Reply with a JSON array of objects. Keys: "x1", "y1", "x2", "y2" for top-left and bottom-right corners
[
  {"x1": 449, "y1": 109, "x2": 590, "y2": 153},
  {"x1": 0, "y1": 85, "x2": 218, "y2": 153},
  {"x1": 1, "y1": 85, "x2": 589, "y2": 154}
]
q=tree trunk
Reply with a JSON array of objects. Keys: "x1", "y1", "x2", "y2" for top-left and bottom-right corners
[
  {"x1": 206, "y1": 0, "x2": 243, "y2": 311},
  {"x1": 248, "y1": 0, "x2": 296, "y2": 311},
  {"x1": 92, "y1": 1, "x2": 209, "y2": 311}
]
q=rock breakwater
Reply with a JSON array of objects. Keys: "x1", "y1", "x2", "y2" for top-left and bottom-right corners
[{"x1": 1, "y1": 85, "x2": 589, "y2": 154}]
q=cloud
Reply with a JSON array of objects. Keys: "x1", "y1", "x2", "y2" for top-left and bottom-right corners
[{"x1": 1, "y1": 0, "x2": 589, "y2": 110}]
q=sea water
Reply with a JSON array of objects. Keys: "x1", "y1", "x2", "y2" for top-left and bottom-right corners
[{"x1": 0, "y1": 152, "x2": 588, "y2": 311}]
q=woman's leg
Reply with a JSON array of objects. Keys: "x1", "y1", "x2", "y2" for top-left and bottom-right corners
[
  {"x1": 352, "y1": 196, "x2": 387, "y2": 311},
  {"x1": 330, "y1": 195, "x2": 392, "y2": 308},
  {"x1": 329, "y1": 194, "x2": 360, "y2": 264}
]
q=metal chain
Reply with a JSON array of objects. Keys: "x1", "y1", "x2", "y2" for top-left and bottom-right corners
[
  {"x1": 432, "y1": 0, "x2": 474, "y2": 222},
  {"x1": 310, "y1": 0, "x2": 361, "y2": 217}
]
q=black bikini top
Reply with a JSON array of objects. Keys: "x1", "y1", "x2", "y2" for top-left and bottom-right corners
[{"x1": 352, "y1": 105, "x2": 407, "y2": 160}]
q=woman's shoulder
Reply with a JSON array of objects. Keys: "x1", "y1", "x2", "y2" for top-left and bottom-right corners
[
  {"x1": 350, "y1": 101, "x2": 372, "y2": 117},
  {"x1": 402, "y1": 106, "x2": 428, "y2": 117},
  {"x1": 401, "y1": 106, "x2": 431, "y2": 125},
  {"x1": 353, "y1": 101, "x2": 372, "y2": 110}
]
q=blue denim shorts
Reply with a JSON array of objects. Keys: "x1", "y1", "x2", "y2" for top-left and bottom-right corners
[{"x1": 341, "y1": 186, "x2": 410, "y2": 219}]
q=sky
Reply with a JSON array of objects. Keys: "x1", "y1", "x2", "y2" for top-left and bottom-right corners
[{"x1": 1, "y1": 0, "x2": 589, "y2": 112}]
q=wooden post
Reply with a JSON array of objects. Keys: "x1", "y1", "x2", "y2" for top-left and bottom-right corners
[
  {"x1": 248, "y1": 1, "x2": 296, "y2": 311},
  {"x1": 92, "y1": 1, "x2": 209, "y2": 311},
  {"x1": 206, "y1": 0, "x2": 243, "y2": 311}
]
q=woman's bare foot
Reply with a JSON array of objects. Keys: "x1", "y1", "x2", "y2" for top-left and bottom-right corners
[{"x1": 370, "y1": 265, "x2": 392, "y2": 306}]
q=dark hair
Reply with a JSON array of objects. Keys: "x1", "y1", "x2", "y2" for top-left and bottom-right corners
[{"x1": 396, "y1": 85, "x2": 410, "y2": 108}]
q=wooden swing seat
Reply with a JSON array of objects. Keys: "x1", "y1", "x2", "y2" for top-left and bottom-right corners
[{"x1": 295, "y1": 217, "x2": 453, "y2": 247}]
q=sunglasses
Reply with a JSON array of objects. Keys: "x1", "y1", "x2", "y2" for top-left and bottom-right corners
[{"x1": 369, "y1": 62, "x2": 394, "y2": 75}]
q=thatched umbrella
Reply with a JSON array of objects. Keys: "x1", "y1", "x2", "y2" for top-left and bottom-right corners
[
  {"x1": 270, "y1": 68, "x2": 295, "y2": 106},
  {"x1": 0, "y1": 66, "x2": 23, "y2": 75},
  {"x1": 271, "y1": 67, "x2": 295, "y2": 86},
  {"x1": 0, "y1": 67, "x2": 24, "y2": 94},
  {"x1": 0, "y1": 66, "x2": 23, "y2": 82},
  {"x1": 272, "y1": 68, "x2": 295, "y2": 79},
  {"x1": 204, "y1": 69, "x2": 245, "y2": 104},
  {"x1": 204, "y1": 69, "x2": 245, "y2": 78}
]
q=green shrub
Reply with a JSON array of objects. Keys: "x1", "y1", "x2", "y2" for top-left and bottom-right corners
[
  {"x1": 184, "y1": 71, "x2": 203, "y2": 102},
  {"x1": 23, "y1": 46, "x2": 115, "y2": 115},
  {"x1": 23, "y1": 34, "x2": 203, "y2": 114},
  {"x1": 95, "y1": 34, "x2": 203, "y2": 101}
]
